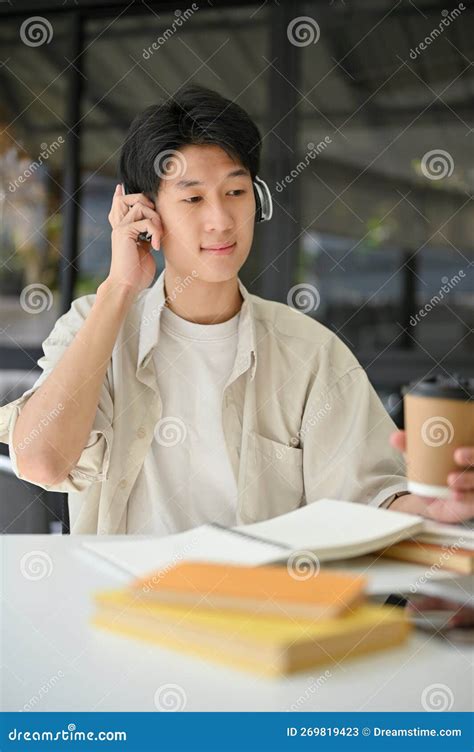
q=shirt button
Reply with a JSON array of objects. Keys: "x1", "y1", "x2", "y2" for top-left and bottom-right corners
[
  {"x1": 136, "y1": 426, "x2": 146, "y2": 438},
  {"x1": 119, "y1": 479, "x2": 127, "y2": 489}
]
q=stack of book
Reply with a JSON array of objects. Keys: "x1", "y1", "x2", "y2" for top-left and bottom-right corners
[
  {"x1": 88, "y1": 500, "x2": 472, "y2": 674},
  {"x1": 91, "y1": 560, "x2": 412, "y2": 677},
  {"x1": 381, "y1": 519, "x2": 474, "y2": 574}
]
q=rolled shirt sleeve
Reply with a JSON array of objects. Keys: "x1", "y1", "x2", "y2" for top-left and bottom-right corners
[
  {"x1": 0, "y1": 295, "x2": 114, "y2": 493},
  {"x1": 302, "y1": 363, "x2": 408, "y2": 508}
]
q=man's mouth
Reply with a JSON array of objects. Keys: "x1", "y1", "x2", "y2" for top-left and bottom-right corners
[{"x1": 200, "y1": 242, "x2": 236, "y2": 255}]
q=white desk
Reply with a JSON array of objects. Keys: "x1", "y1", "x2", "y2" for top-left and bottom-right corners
[{"x1": 1, "y1": 535, "x2": 472, "y2": 712}]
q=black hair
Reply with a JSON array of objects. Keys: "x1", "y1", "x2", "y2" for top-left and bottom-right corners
[{"x1": 118, "y1": 84, "x2": 262, "y2": 199}]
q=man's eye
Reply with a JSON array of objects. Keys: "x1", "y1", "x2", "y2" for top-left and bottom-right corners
[{"x1": 182, "y1": 190, "x2": 245, "y2": 204}]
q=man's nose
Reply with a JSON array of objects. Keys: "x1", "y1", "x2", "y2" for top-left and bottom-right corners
[{"x1": 202, "y1": 197, "x2": 234, "y2": 233}]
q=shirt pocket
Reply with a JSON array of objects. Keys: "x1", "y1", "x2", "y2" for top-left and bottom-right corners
[{"x1": 241, "y1": 431, "x2": 305, "y2": 523}]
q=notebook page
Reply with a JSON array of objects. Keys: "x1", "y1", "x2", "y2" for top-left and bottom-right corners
[
  {"x1": 233, "y1": 499, "x2": 425, "y2": 560},
  {"x1": 80, "y1": 524, "x2": 287, "y2": 579}
]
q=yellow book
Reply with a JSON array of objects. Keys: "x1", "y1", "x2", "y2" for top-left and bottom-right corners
[{"x1": 91, "y1": 590, "x2": 412, "y2": 677}]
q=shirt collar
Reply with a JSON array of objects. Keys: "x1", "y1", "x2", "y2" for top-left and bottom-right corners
[{"x1": 137, "y1": 269, "x2": 257, "y2": 381}]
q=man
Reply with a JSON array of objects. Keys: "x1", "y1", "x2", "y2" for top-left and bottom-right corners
[{"x1": 1, "y1": 85, "x2": 472, "y2": 534}]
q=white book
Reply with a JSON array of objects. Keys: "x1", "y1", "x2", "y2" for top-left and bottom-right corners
[
  {"x1": 81, "y1": 498, "x2": 428, "y2": 578},
  {"x1": 416, "y1": 519, "x2": 474, "y2": 550}
]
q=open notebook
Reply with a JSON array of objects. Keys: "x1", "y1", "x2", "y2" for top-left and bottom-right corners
[{"x1": 79, "y1": 497, "x2": 473, "y2": 580}]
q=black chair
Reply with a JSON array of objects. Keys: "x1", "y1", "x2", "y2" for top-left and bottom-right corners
[
  {"x1": 0, "y1": 450, "x2": 68, "y2": 534},
  {"x1": 0, "y1": 369, "x2": 69, "y2": 534}
]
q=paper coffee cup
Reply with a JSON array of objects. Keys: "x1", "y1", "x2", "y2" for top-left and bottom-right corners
[{"x1": 403, "y1": 376, "x2": 474, "y2": 499}]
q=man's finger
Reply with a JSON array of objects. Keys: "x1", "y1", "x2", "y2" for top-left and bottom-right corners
[
  {"x1": 454, "y1": 447, "x2": 474, "y2": 467},
  {"x1": 425, "y1": 495, "x2": 474, "y2": 524},
  {"x1": 448, "y1": 471, "x2": 474, "y2": 491},
  {"x1": 390, "y1": 430, "x2": 406, "y2": 453}
]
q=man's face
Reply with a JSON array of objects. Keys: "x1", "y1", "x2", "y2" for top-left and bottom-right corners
[{"x1": 155, "y1": 144, "x2": 256, "y2": 283}]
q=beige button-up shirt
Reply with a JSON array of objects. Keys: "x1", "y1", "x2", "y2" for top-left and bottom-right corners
[{"x1": 0, "y1": 270, "x2": 408, "y2": 534}]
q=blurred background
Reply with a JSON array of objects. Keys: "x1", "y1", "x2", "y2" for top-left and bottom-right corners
[{"x1": 0, "y1": 0, "x2": 473, "y2": 532}]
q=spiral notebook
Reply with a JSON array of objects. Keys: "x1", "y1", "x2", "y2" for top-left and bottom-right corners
[{"x1": 80, "y1": 498, "x2": 429, "y2": 579}]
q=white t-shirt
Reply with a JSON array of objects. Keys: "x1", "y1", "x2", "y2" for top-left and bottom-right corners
[{"x1": 127, "y1": 304, "x2": 241, "y2": 535}]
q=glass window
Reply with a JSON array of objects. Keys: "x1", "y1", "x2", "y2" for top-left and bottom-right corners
[
  {"x1": 76, "y1": 5, "x2": 271, "y2": 296},
  {"x1": 293, "y1": 1, "x2": 474, "y2": 361},
  {"x1": 0, "y1": 14, "x2": 68, "y2": 348}
]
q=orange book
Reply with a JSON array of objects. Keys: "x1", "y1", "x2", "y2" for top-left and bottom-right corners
[
  {"x1": 381, "y1": 540, "x2": 474, "y2": 574},
  {"x1": 131, "y1": 561, "x2": 367, "y2": 619}
]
